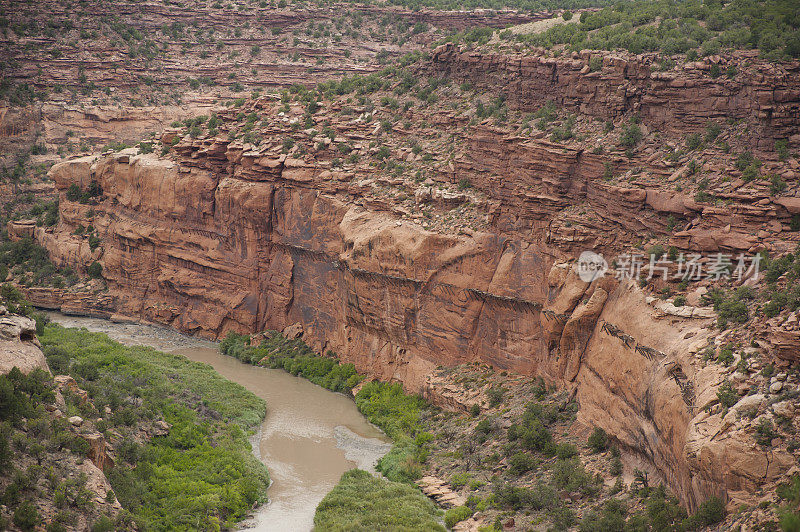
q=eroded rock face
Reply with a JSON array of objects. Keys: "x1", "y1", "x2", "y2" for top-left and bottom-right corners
[
  {"x1": 764, "y1": 313, "x2": 800, "y2": 363},
  {"x1": 37, "y1": 148, "x2": 796, "y2": 512},
  {"x1": 429, "y1": 44, "x2": 800, "y2": 150},
  {"x1": 0, "y1": 314, "x2": 48, "y2": 375}
]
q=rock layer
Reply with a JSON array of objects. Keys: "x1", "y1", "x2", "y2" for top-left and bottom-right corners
[
  {"x1": 429, "y1": 44, "x2": 800, "y2": 150},
  {"x1": 37, "y1": 146, "x2": 796, "y2": 511}
]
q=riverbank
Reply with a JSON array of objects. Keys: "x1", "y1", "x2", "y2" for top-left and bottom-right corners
[
  {"x1": 218, "y1": 331, "x2": 446, "y2": 530},
  {"x1": 46, "y1": 312, "x2": 395, "y2": 531},
  {"x1": 37, "y1": 324, "x2": 270, "y2": 531},
  {"x1": 216, "y1": 330, "x2": 761, "y2": 532}
]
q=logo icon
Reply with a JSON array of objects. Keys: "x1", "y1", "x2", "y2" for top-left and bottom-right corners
[{"x1": 576, "y1": 251, "x2": 608, "y2": 282}]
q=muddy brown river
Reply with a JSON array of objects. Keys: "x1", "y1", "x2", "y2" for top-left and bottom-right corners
[{"x1": 46, "y1": 313, "x2": 392, "y2": 531}]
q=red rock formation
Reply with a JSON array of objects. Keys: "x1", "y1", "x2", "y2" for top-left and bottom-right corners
[
  {"x1": 37, "y1": 143, "x2": 797, "y2": 511},
  {"x1": 22, "y1": 287, "x2": 116, "y2": 319},
  {"x1": 429, "y1": 44, "x2": 800, "y2": 151},
  {"x1": 26, "y1": 43, "x2": 800, "y2": 513}
]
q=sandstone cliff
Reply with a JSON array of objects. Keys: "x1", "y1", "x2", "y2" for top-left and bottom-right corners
[
  {"x1": 429, "y1": 44, "x2": 800, "y2": 151},
  {"x1": 26, "y1": 46, "x2": 800, "y2": 514},
  {"x1": 36, "y1": 143, "x2": 796, "y2": 512},
  {"x1": 0, "y1": 313, "x2": 47, "y2": 375}
]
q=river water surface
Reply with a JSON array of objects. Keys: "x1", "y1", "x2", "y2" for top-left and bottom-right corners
[{"x1": 46, "y1": 313, "x2": 392, "y2": 531}]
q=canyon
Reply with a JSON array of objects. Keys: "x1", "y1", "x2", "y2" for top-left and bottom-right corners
[
  {"x1": 18, "y1": 43, "x2": 799, "y2": 519},
  {"x1": 3, "y1": 1, "x2": 800, "y2": 529},
  {"x1": 0, "y1": 0, "x2": 541, "y2": 163}
]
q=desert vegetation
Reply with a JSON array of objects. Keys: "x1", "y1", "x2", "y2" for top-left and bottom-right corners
[
  {"x1": 513, "y1": 0, "x2": 800, "y2": 59},
  {"x1": 314, "y1": 469, "x2": 443, "y2": 531},
  {"x1": 219, "y1": 332, "x2": 744, "y2": 531},
  {"x1": 23, "y1": 326, "x2": 272, "y2": 531}
]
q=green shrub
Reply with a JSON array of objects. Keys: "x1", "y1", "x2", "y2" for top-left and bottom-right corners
[
  {"x1": 508, "y1": 452, "x2": 538, "y2": 474},
  {"x1": 475, "y1": 417, "x2": 493, "y2": 436},
  {"x1": 0, "y1": 368, "x2": 54, "y2": 423},
  {"x1": 777, "y1": 474, "x2": 800, "y2": 531},
  {"x1": 579, "y1": 499, "x2": 628, "y2": 532},
  {"x1": 87, "y1": 261, "x2": 102, "y2": 279},
  {"x1": 704, "y1": 288, "x2": 750, "y2": 328},
  {"x1": 449, "y1": 472, "x2": 471, "y2": 490},
  {"x1": 532, "y1": 376, "x2": 547, "y2": 399},
  {"x1": 716, "y1": 380, "x2": 739, "y2": 408},
  {"x1": 444, "y1": 505, "x2": 473, "y2": 528},
  {"x1": 356, "y1": 381, "x2": 426, "y2": 441},
  {"x1": 735, "y1": 151, "x2": 759, "y2": 171},
  {"x1": 90, "y1": 515, "x2": 114, "y2": 532},
  {"x1": 754, "y1": 418, "x2": 778, "y2": 447},
  {"x1": 376, "y1": 438, "x2": 423, "y2": 482},
  {"x1": 486, "y1": 386, "x2": 505, "y2": 408},
  {"x1": 688, "y1": 496, "x2": 725, "y2": 528},
  {"x1": 704, "y1": 122, "x2": 721, "y2": 142},
  {"x1": 685, "y1": 133, "x2": 703, "y2": 150},
  {"x1": 556, "y1": 442, "x2": 578, "y2": 459},
  {"x1": 13, "y1": 502, "x2": 39, "y2": 531},
  {"x1": 647, "y1": 244, "x2": 665, "y2": 258},
  {"x1": 619, "y1": 122, "x2": 643, "y2": 148},
  {"x1": 314, "y1": 469, "x2": 443, "y2": 531},
  {"x1": 509, "y1": 417, "x2": 551, "y2": 452},
  {"x1": 771, "y1": 174, "x2": 788, "y2": 195},
  {"x1": 493, "y1": 481, "x2": 558, "y2": 511},
  {"x1": 587, "y1": 427, "x2": 608, "y2": 453},
  {"x1": 717, "y1": 346, "x2": 734, "y2": 366},
  {"x1": 776, "y1": 138, "x2": 789, "y2": 161},
  {"x1": 88, "y1": 234, "x2": 101, "y2": 251},
  {"x1": 552, "y1": 458, "x2": 597, "y2": 496},
  {"x1": 610, "y1": 456, "x2": 623, "y2": 476}
]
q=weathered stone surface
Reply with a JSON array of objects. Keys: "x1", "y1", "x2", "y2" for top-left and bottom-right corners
[
  {"x1": 35, "y1": 148, "x2": 795, "y2": 513},
  {"x1": 0, "y1": 314, "x2": 48, "y2": 375},
  {"x1": 83, "y1": 432, "x2": 115, "y2": 471},
  {"x1": 416, "y1": 476, "x2": 467, "y2": 508},
  {"x1": 23, "y1": 287, "x2": 116, "y2": 318},
  {"x1": 55, "y1": 375, "x2": 91, "y2": 404},
  {"x1": 429, "y1": 44, "x2": 800, "y2": 150}
]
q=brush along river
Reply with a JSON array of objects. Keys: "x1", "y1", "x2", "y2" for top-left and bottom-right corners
[{"x1": 46, "y1": 312, "x2": 392, "y2": 531}]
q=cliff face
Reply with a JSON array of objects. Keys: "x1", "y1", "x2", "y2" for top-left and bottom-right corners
[
  {"x1": 37, "y1": 144, "x2": 793, "y2": 512},
  {"x1": 29, "y1": 46, "x2": 800, "y2": 513},
  {"x1": 429, "y1": 44, "x2": 800, "y2": 150}
]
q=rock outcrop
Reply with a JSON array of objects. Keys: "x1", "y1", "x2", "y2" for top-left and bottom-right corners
[
  {"x1": 429, "y1": 44, "x2": 800, "y2": 150},
  {"x1": 36, "y1": 142, "x2": 797, "y2": 512},
  {"x1": 22, "y1": 286, "x2": 116, "y2": 319},
  {"x1": 416, "y1": 476, "x2": 468, "y2": 508},
  {"x1": 25, "y1": 43, "x2": 800, "y2": 515},
  {"x1": 0, "y1": 313, "x2": 48, "y2": 375}
]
